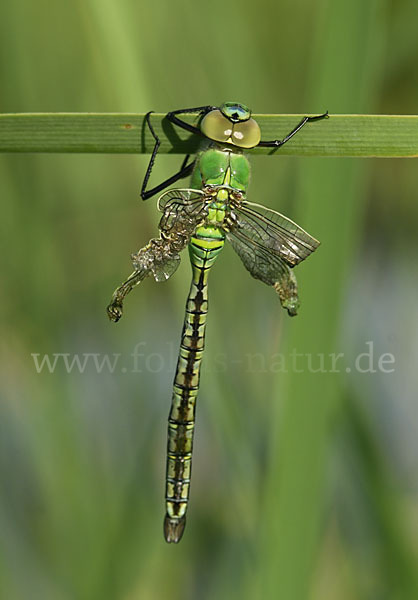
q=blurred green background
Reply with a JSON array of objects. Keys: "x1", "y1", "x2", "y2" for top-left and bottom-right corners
[{"x1": 1, "y1": 0, "x2": 417, "y2": 599}]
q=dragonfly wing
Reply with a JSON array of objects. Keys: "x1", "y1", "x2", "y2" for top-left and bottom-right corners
[
  {"x1": 158, "y1": 188, "x2": 208, "y2": 238},
  {"x1": 226, "y1": 227, "x2": 300, "y2": 316},
  {"x1": 132, "y1": 188, "x2": 208, "y2": 282},
  {"x1": 235, "y1": 200, "x2": 320, "y2": 266},
  {"x1": 108, "y1": 189, "x2": 208, "y2": 321},
  {"x1": 151, "y1": 256, "x2": 181, "y2": 282},
  {"x1": 226, "y1": 199, "x2": 320, "y2": 314},
  {"x1": 157, "y1": 187, "x2": 206, "y2": 212}
]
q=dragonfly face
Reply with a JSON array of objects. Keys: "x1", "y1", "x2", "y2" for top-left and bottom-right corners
[
  {"x1": 200, "y1": 102, "x2": 261, "y2": 149},
  {"x1": 109, "y1": 103, "x2": 329, "y2": 543}
]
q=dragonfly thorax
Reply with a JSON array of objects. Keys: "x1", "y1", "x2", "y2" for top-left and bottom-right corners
[{"x1": 190, "y1": 147, "x2": 251, "y2": 194}]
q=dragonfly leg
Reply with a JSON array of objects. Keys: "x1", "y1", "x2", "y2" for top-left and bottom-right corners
[
  {"x1": 107, "y1": 268, "x2": 148, "y2": 322},
  {"x1": 166, "y1": 104, "x2": 216, "y2": 135},
  {"x1": 257, "y1": 111, "x2": 329, "y2": 148},
  {"x1": 141, "y1": 112, "x2": 196, "y2": 200}
]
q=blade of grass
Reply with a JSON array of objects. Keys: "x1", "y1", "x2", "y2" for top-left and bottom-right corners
[
  {"x1": 0, "y1": 113, "x2": 417, "y2": 156},
  {"x1": 258, "y1": 0, "x2": 388, "y2": 598},
  {"x1": 344, "y1": 394, "x2": 418, "y2": 597}
]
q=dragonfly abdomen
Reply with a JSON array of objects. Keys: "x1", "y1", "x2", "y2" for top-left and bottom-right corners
[{"x1": 164, "y1": 234, "x2": 224, "y2": 543}]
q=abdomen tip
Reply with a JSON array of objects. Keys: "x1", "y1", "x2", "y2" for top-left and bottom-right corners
[{"x1": 164, "y1": 515, "x2": 186, "y2": 543}]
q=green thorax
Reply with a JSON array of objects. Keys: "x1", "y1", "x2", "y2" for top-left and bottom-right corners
[
  {"x1": 189, "y1": 144, "x2": 250, "y2": 248},
  {"x1": 190, "y1": 144, "x2": 250, "y2": 192}
]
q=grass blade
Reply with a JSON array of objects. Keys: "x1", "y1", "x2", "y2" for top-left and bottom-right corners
[{"x1": 0, "y1": 113, "x2": 417, "y2": 156}]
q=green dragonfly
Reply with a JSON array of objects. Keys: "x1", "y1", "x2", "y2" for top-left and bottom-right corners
[{"x1": 107, "y1": 102, "x2": 328, "y2": 543}]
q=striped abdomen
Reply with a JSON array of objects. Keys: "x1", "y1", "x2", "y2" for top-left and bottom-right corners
[{"x1": 164, "y1": 233, "x2": 224, "y2": 543}]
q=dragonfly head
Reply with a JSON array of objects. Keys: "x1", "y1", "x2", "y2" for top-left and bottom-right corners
[{"x1": 200, "y1": 102, "x2": 261, "y2": 149}]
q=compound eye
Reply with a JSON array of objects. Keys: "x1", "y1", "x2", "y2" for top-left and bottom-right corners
[
  {"x1": 232, "y1": 118, "x2": 261, "y2": 148},
  {"x1": 221, "y1": 102, "x2": 251, "y2": 122},
  {"x1": 201, "y1": 110, "x2": 232, "y2": 142}
]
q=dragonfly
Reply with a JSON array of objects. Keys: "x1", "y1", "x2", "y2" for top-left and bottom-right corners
[{"x1": 107, "y1": 102, "x2": 328, "y2": 543}]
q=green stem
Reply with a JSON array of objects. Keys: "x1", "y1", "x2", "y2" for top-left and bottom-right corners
[{"x1": 0, "y1": 113, "x2": 417, "y2": 156}]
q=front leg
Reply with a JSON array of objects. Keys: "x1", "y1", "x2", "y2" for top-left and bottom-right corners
[
  {"x1": 258, "y1": 111, "x2": 329, "y2": 148},
  {"x1": 140, "y1": 106, "x2": 217, "y2": 200},
  {"x1": 141, "y1": 112, "x2": 196, "y2": 201},
  {"x1": 166, "y1": 104, "x2": 216, "y2": 135}
]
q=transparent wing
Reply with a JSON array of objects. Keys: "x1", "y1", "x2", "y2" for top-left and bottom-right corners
[
  {"x1": 227, "y1": 226, "x2": 300, "y2": 316},
  {"x1": 148, "y1": 188, "x2": 208, "y2": 280},
  {"x1": 107, "y1": 189, "x2": 208, "y2": 321},
  {"x1": 158, "y1": 188, "x2": 208, "y2": 238},
  {"x1": 132, "y1": 188, "x2": 208, "y2": 281},
  {"x1": 151, "y1": 255, "x2": 181, "y2": 282},
  {"x1": 233, "y1": 200, "x2": 320, "y2": 266}
]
